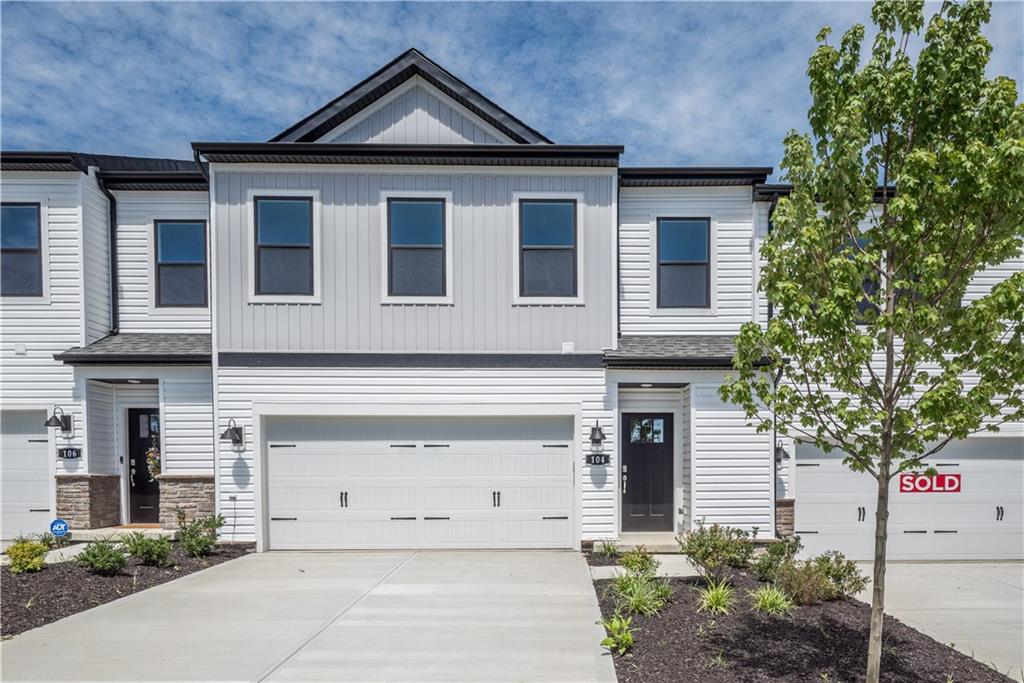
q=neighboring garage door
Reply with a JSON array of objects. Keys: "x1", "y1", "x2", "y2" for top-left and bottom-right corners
[
  {"x1": 1, "y1": 410, "x2": 51, "y2": 539},
  {"x1": 266, "y1": 416, "x2": 575, "y2": 550},
  {"x1": 795, "y1": 438, "x2": 1023, "y2": 560}
]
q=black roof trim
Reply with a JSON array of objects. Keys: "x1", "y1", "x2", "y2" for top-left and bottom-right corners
[
  {"x1": 620, "y1": 167, "x2": 772, "y2": 187},
  {"x1": 1, "y1": 151, "x2": 85, "y2": 172},
  {"x1": 54, "y1": 354, "x2": 212, "y2": 366},
  {"x1": 272, "y1": 48, "x2": 553, "y2": 144},
  {"x1": 603, "y1": 356, "x2": 768, "y2": 369},
  {"x1": 97, "y1": 170, "x2": 208, "y2": 192},
  {"x1": 219, "y1": 352, "x2": 604, "y2": 369},
  {"x1": 193, "y1": 143, "x2": 622, "y2": 167},
  {"x1": 753, "y1": 183, "x2": 898, "y2": 203},
  {"x1": 2, "y1": 151, "x2": 202, "y2": 177}
]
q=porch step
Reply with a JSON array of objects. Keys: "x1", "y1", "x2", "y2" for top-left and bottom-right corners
[
  {"x1": 70, "y1": 527, "x2": 178, "y2": 542},
  {"x1": 615, "y1": 532, "x2": 680, "y2": 553}
]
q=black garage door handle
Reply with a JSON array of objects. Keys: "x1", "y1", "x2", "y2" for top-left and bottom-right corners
[
  {"x1": 424, "y1": 516, "x2": 450, "y2": 520},
  {"x1": 271, "y1": 517, "x2": 297, "y2": 521},
  {"x1": 390, "y1": 516, "x2": 416, "y2": 521}
]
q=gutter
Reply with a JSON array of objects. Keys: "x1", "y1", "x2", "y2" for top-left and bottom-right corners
[{"x1": 95, "y1": 174, "x2": 120, "y2": 336}]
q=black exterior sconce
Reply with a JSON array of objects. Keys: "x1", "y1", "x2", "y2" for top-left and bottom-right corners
[
  {"x1": 44, "y1": 406, "x2": 72, "y2": 434},
  {"x1": 220, "y1": 418, "x2": 244, "y2": 446}
]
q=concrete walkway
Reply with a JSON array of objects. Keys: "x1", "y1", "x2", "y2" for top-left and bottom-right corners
[
  {"x1": 0, "y1": 551, "x2": 615, "y2": 683},
  {"x1": 856, "y1": 562, "x2": 1024, "y2": 680}
]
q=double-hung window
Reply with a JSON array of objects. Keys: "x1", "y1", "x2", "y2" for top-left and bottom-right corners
[
  {"x1": 657, "y1": 218, "x2": 710, "y2": 308},
  {"x1": 254, "y1": 197, "x2": 314, "y2": 296},
  {"x1": 387, "y1": 198, "x2": 446, "y2": 297},
  {"x1": 155, "y1": 220, "x2": 207, "y2": 307},
  {"x1": 519, "y1": 199, "x2": 577, "y2": 298},
  {"x1": 1, "y1": 203, "x2": 43, "y2": 297}
]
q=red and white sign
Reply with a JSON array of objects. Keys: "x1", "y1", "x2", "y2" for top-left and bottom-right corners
[{"x1": 899, "y1": 473, "x2": 961, "y2": 493}]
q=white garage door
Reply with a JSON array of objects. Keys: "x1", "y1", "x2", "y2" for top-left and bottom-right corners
[
  {"x1": 1, "y1": 410, "x2": 52, "y2": 539},
  {"x1": 795, "y1": 438, "x2": 1023, "y2": 560},
  {"x1": 266, "y1": 416, "x2": 575, "y2": 550}
]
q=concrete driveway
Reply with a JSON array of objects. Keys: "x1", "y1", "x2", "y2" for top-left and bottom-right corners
[
  {"x1": 0, "y1": 551, "x2": 615, "y2": 683},
  {"x1": 857, "y1": 562, "x2": 1024, "y2": 680}
]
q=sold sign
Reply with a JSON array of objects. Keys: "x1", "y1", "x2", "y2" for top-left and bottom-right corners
[{"x1": 899, "y1": 473, "x2": 961, "y2": 493}]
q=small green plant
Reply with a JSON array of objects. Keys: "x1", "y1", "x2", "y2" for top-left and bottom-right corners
[
  {"x1": 120, "y1": 532, "x2": 173, "y2": 567},
  {"x1": 619, "y1": 545, "x2": 658, "y2": 575},
  {"x1": 596, "y1": 539, "x2": 621, "y2": 559},
  {"x1": 751, "y1": 536, "x2": 802, "y2": 582},
  {"x1": 611, "y1": 571, "x2": 672, "y2": 616},
  {"x1": 710, "y1": 651, "x2": 728, "y2": 668},
  {"x1": 33, "y1": 532, "x2": 73, "y2": 549},
  {"x1": 812, "y1": 550, "x2": 868, "y2": 599},
  {"x1": 697, "y1": 578, "x2": 734, "y2": 615},
  {"x1": 176, "y1": 508, "x2": 225, "y2": 558},
  {"x1": 6, "y1": 539, "x2": 48, "y2": 574},
  {"x1": 74, "y1": 540, "x2": 126, "y2": 576},
  {"x1": 749, "y1": 585, "x2": 794, "y2": 616},
  {"x1": 695, "y1": 619, "x2": 717, "y2": 639},
  {"x1": 599, "y1": 613, "x2": 635, "y2": 655},
  {"x1": 677, "y1": 521, "x2": 754, "y2": 582},
  {"x1": 774, "y1": 560, "x2": 832, "y2": 606}
]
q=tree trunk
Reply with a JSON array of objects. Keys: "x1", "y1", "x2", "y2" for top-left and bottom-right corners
[{"x1": 866, "y1": 457, "x2": 891, "y2": 683}]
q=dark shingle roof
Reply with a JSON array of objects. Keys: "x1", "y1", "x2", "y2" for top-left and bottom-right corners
[
  {"x1": 55, "y1": 334, "x2": 211, "y2": 365},
  {"x1": 604, "y1": 335, "x2": 741, "y2": 368}
]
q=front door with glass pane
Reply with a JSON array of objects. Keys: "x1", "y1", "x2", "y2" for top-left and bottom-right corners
[
  {"x1": 621, "y1": 413, "x2": 674, "y2": 531},
  {"x1": 127, "y1": 409, "x2": 160, "y2": 524}
]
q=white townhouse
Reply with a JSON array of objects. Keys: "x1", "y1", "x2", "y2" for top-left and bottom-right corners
[{"x1": 1, "y1": 49, "x2": 1020, "y2": 560}]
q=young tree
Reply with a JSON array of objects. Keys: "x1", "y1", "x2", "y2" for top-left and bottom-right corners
[{"x1": 721, "y1": 2, "x2": 1024, "y2": 681}]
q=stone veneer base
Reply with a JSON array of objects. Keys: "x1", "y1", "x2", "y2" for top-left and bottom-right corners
[
  {"x1": 55, "y1": 474, "x2": 121, "y2": 529},
  {"x1": 775, "y1": 498, "x2": 795, "y2": 538},
  {"x1": 157, "y1": 474, "x2": 216, "y2": 529}
]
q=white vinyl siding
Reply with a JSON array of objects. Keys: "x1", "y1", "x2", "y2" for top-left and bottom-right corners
[
  {"x1": 620, "y1": 186, "x2": 756, "y2": 334},
  {"x1": 680, "y1": 385, "x2": 693, "y2": 530},
  {"x1": 114, "y1": 191, "x2": 210, "y2": 333},
  {"x1": 216, "y1": 366, "x2": 612, "y2": 544},
  {"x1": 85, "y1": 381, "x2": 116, "y2": 475},
  {"x1": 81, "y1": 171, "x2": 111, "y2": 343},
  {"x1": 160, "y1": 378, "x2": 215, "y2": 473},
  {"x1": 322, "y1": 79, "x2": 510, "y2": 145}
]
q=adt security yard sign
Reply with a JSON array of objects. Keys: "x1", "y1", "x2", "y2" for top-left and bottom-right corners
[{"x1": 50, "y1": 518, "x2": 69, "y2": 537}]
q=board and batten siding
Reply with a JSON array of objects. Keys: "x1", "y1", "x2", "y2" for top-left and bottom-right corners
[
  {"x1": 322, "y1": 80, "x2": 510, "y2": 145},
  {"x1": 81, "y1": 171, "x2": 111, "y2": 344},
  {"x1": 212, "y1": 169, "x2": 616, "y2": 352},
  {"x1": 114, "y1": 191, "x2": 211, "y2": 334},
  {"x1": 619, "y1": 186, "x2": 758, "y2": 335},
  {"x1": 215, "y1": 366, "x2": 614, "y2": 542}
]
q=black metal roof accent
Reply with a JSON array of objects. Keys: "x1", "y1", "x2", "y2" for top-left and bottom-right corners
[
  {"x1": 219, "y1": 352, "x2": 604, "y2": 369},
  {"x1": 2, "y1": 151, "x2": 203, "y2": 181},
  {"x1": 620, "y1": 167, "x2": 773, "y2": 187},
  {"x1": 97, "y1": 170, "x2": 208, "y2": 192},
  {"x1": 753, "y1": 183, "x2": 897, "y2": 203},
  {"x1": 55, "y1": 334, "x2": 211, "y2": 365},
  {"x1": 1, "y1": 151, "x2": 85, "y2": 172},
  {"x1": 193, "y1": 143, "x2": 622, "y2": 167},
  {"x1": 272, "y1": 48, "x2": 553, "y2": 145},
  {"x1": 603, "y1": 335, "x2": 767, "y2": 369}
]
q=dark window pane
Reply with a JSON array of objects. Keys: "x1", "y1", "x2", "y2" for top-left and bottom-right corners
[
  {"x1": 659, "y1": 220, "x2": 708, "y2": 262},
  {"x1": 389, "y1": 200, "x2": 443, "y2": 246},
  {"x1": 257, "y1": 199, "x2": 311, "y2": 246},
  {"x1": 157, "y1": 222, "x2": 205, "y2": 263},
  {"x1": 258, "y1": 247, "x2": 312, "y2": 294},
  {"x1": 659, "y1": 264, "x2": 708, "y2": 307},
  {"x1": 390, "y1": 248, "x2": 444, "y2": 296},
  {"x1": 522, "y1": 249, "x2": 575, "y2": 297},
  {"x1": 521, "y1": 201, "x2": 574, "y2": 246},
  {"x1": 1, "y1": 206, "x2": 39, "y2": 249},
  {"x1": 1, "y1": 251, "x2": 42, "y2": 296},
  {"x1": 158, "y1": 264, "x2": 206, "y2": 306}
]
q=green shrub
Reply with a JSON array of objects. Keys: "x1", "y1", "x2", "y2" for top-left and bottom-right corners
[
  {"x1": 774, "y1": 560, "x2": 832, "y2": 605},
  {"x1": 749, "y1": 585, "x2": 794, "y2": 616},
  {"x1": 600, "y1": 613, "x2": 635, "y2": 655},
  {"x1": 752, "y1": 536, "x2": 802, "y2": 582},
  {"x1": 619, "y1": 545, "x2": 658, "y2": 575},
  {"x1": 6, "y1": 539, "x2": 48, "y2": 574},
  {"x1": 120, "y1": 532, "x2": 173, "y2": 567},
  {"x1": 596, "y1": 539, "x2": 621, "y2": 559},
  {"x1": 697, "y1": 578, "x2": 735, "y2": 615},
  {"x1": 34, "y1": 531, "x2": 73, "y2": 549},
  {"x1": 610, "y1": 570, "x2": 673, "y2": 616},
  {"x1": 176, "y1": 509, "x2": 225, "y2": 558},
  {"x1": 75, "y1": 540, "x2": 126, "y2": 576},
  {"x1": 812, "y1": 551, "x2": 867, "y2": 599},
  {"x1": 678, "y1": 522, "x2": 754, "y2": 582}
]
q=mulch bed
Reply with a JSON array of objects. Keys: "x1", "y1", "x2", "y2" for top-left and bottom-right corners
[
  {"x1": 583, "y1": 549, "x2": 623, "y2": 567},
  {"x1": 1, "y1": 542, "x2": 254, "y2": 638},
  {"x1": 595, "y1": 572, "x2": 1010, "y2": 683}
]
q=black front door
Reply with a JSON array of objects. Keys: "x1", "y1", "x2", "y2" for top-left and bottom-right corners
[
  {"x1": 127, "y1": 408, "x2": 160, "y2": 524},
  {"x1": 621, "y1": 413, "x2": 674, "y2": 531}
]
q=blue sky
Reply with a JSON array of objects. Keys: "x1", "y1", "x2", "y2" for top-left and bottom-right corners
[{"x1": 2, "y1": 1, "x2": 1021, "y2": 171}]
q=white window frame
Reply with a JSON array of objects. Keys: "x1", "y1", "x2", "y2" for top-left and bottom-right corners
[
  {"x1": 647, "y1": 215, "x2": 718, "y2": 316},
  {"x1": 511, "y1": 191, "x2": 586, "y2": 306},
  {"x1": 0, "y1": 199, "x2": 50, "y2": 303},
  {"x1": 379, "y1": 189, "x2": 454, "y2": 305},
  {"x1": 246, "y1": 189, "x2": 322, "y2": 304}
]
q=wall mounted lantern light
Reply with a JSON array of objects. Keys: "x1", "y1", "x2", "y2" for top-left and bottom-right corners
[
  {"x1": 44, "y1": 407, "x2": 72, "y2": 434},
  {"x1": 589, "y1": 421, "x2": 606, "y2": 452},
  {"x1": 219, "y1": 418, "x2": 244, "y2": 446}
]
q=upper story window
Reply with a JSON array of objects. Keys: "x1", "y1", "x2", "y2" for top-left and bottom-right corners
[
  {"x1": 155, "y1": 220, "x2": 207, "y2": 307},
  {"x1": 387, "y1": 198, "x2": 445, "y2": 297},
  {"x1": 657, "y1": 218, "x2": 710, "y2": 308},
  {"x1": 254, "y1": 197, "x2": 314, "y2": 296},
  {"x1": 1, "y1": 203, "x2": 43, "y2": 297},
  {"x1": 519, "y1": 199, "x2": 577, "y2": 298}
]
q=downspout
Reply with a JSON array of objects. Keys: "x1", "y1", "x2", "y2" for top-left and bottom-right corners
[
  {"x1": 193, "y1": 149, "x2": 209, "y2": 181},
  {"x1": 96, "y1": 174, "x2": 120, "y2": 336}
]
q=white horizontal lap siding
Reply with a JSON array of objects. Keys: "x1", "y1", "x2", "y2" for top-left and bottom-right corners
[
  {"x1": 81, "y1": 172, "x2": 110, "y2": 344},
  {"x1": 619, "y1": 186, "x2": 756, "y2": 335},
  {"x1": 215, "y1": 366, "x2": 612, "y2": 542},
  {"x1": 160, "y1": 378, "x2": 214, "y2": 473},
  {"x1": 85, "y1": 381, "x2": 115, "y2": 475},
  {"x1": 681, "y1": 385, "x2": 693, "y2": 530},
  {"x1": 115, "y1": 191, "x2": 210, "y2": 333},
  {"x1": 754, "y1": 201, "x2": 771, "y2": 328},
  {"x1": 691, "y1": 384, "x2": 773, "y2": 536}
]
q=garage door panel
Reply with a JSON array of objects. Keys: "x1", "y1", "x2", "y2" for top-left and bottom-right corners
[
  {"x1": 1, "y1": 410, "x2": 51, "y2": 540},
  {"x1": 270, "y1": 515, "x2": 420, "y2": 550},
  {"x1": 418, "y1": 516, "x2": 571, "y2": 549}
]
